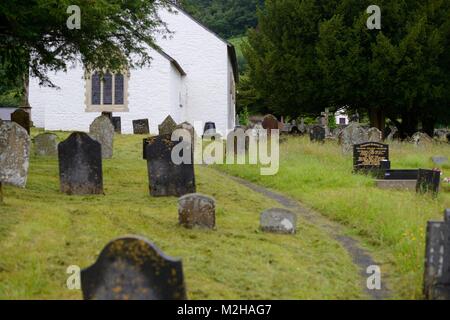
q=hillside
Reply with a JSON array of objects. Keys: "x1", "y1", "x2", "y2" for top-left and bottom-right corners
[{"x1": 180, "y1": 0, "x2": 263, "y2": 39}]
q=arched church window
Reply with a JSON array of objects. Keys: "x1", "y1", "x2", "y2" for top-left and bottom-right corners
[{"x1": 85, "y1": 70, "x2": 129, "y2": 112}]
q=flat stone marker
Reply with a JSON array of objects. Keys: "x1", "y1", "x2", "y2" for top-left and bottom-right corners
[
  {"x1": 89, "y1": 115, "x2": 115, "y2": 159},
  {"x1": 158, "y1": 115, "x2": 177, "y2": 136},
  {"x1": 432, "y1": 156, "x2": 448, "y2": 166},
  {"x1": 309, "y1": 125, "x2": 325, "y2": 143},
  {"x1": 0, "y1": 121, "x2": 30, "y2": 188},
  {"x1": 111, "y1": 117, "x2": 121, "y2": 134},
  {"x1": 133, "y1": 119, "x2": 150, "y2": 135},
  {"x1": 81, "y1": 236, "x2": 187, "y2": 300},
  {"x1": 34, "y1": 133, "x2": 58, "y2": 157},
  {"x1": 260, "y1": 208, "x2": 297, "y2": 234},
  {"x1": 58, "y1": 132, "x2": 103, "y2": 195},
  {"x1": 178, "y1": 193, "x2": 216, "y2": 229},
  {"x1": 423, "y1": 209, "x2": 450, "y2": 300},
  {"x1": 145, "y1": 134, "x2": 196, "y2": 197},
  {"x1": 416, "y1": 169, "x2": 441, "y2": 196},
  {"x1": 11, "y1": 109, "x2": 31, "y2": 134}
]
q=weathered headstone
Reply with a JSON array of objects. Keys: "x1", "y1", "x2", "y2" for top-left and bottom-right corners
[
  {"x1": 133, "y1": 119, "x2": 150, "y2": 135},
  {"x1": 353, "y1": 142, "x2": 389, "y2": 173},
  {"x1": 58, "y1": 132, "x2": 103, "y2": 195},
  {"x1": 385, "y1": 126, "x2": 399, "y2": 142},
  {"x1": 341, "y1": 122, "x2": 369, "y2": 154},
  {"x1": 89, "y1": 115, "x2": 115, "y2": 159},
  {"x1": 262, "y1": 115, "x2": 279, "y2": 136},
  {"x1": 260, "y1": 208, "x2": 297, "y2": 234},
  {"x1": 423, "y1": 209, "x2": 450, "y2": 300},
  {"x1": 11, "y1": 109, "x2": 31, "y2": 134},
  {"x1": 309, "y1": 125, "x2": 325, "y2": 143},
  {"x1": 111, "y1": 117, "x2": 121, "y2": 134},
  {"x1": 178, "y1": 193, "x2": 216, "y2": 229},
  {"x1": 81, "y1": 236, "x2": 187, "y2": 300},
  {"x1": 412, "y1": 132, "x2": 433, "y2": 147},
  {"x1": 416, "y1": 169, "x2": 441, "y2": 196},
  {"x1": 145, "y1": 134, "x2": 195, "y2": 197},
  {"x1": 158, "y1": 115, "x2": 177, "y2": 136},
  {"x1": 34, "y1": 133, "x2": 58, "y2": 157},
  {"x1": 0, "y1": 121, "x2": 30, "y2": 188},
  {"x1": 432, "y1": 156, "x2": 449, "y2": 167},
  {"x1": 367, "y1": 127, "x2": 383, "y2": 143}
]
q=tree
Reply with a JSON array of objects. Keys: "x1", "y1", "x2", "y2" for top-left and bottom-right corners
[{"x1": 0, "y1": 0, "x2": 171, "y2": 92}]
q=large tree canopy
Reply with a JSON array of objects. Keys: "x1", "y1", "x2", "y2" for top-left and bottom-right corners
[
  {"x1": 0, "y1": 0, "x2": 171, "y2": 88},
  {"x1": 243, "y1": 0, "x2": 450, "y2": 136}
]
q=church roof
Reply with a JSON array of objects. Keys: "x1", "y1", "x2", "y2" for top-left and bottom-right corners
[
  {"x1": 155, "y1": 48, "x2": 186, "y2": 76},
  {"x1": 171, "y1": 3, "x2": 239, "y2": 82}
]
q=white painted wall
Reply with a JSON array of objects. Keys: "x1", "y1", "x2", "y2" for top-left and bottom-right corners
[
  {"x1": 28, "y1": 5, "x2": 236, "y2": 136},
  {"x1": 0, "y1": 107, "x2": 18, "y2": 121}
]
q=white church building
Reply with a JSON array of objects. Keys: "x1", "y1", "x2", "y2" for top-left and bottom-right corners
[{"x1": 29, "y1": 5, "x2": 238, "y2": 135}]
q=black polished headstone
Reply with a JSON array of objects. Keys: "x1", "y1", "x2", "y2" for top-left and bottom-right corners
[
  {"x1": 133, "y1": 119, "x2": 150, "y2": 135},
  {"x1": 58, "y1": 132, "x2": 103, "y2": 195},
  {"x1": 382, "y1": 169, "x2": 419, "y2": 180},
  {"x1": 423, "y1": 210, "x2": 450, "y2": 300},
  {"x1": 309, "y1": 125, "x2": 325, "y2": 143},
  {"x1": 416, "y1": 169, "x2": 441, "y2": 196},
  {"x1": 111, "y1": 117, "x2": 121, "y2": 134},
  {"x1": 145, "y1": 134, "x2": 195, "y2": 197},
  {"x1": 353, "y1": 142, "x2": 389, "y2": 173},
  {"x1": 81, "y1": 236, "x2": 187, "y2": 300},
  {"x1": 11, "y1": 109, "x2": 31, "y2": 134}
]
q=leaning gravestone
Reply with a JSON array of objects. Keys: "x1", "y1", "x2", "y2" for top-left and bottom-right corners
[
  {"x1": 309, "y1": 125, "x2": 325, "y2": 143},
  {"x1": 145, "y1": 134, "x2": 196, "y2": 197},
  {"x1": 158, "y1": 115, "x2": 177, "y2": 136},
  {"x1": 58, "y1": 132, "x2": 103, "y2": 195},
  {"x1": 367, "y1": 127, "x2": 383, "y2": 143},
  {"x1": 133, "y1": 119, "x2": 150, "y2": 135},
  {"x1": 260, "y1": 208, "x2": 297, "y2": 234},
  {"x1": 81, "y1": 236, "x2": 187, "y2": 300},
  {"x1": 178, "y1": 193, "x2": 216, "y2": 229},
  {"x1": 111, "y1": 117, "x2": 121, "y2": 134},
  {"x1": 11, "y1": 109, "x2": 31, "y2": 134},
  {"x1": 341, "y1": 122, "x2": 369, "y2": 154},
  {"x1": 89, "y1": 115, "x2": 115, "y2": 159},
  {"x1": 423, "y1": 209, "x2": 450, "y2": 300},
  {"x1": 34, "y1": 133, "x2": 58, "y2": 157},
  {"x1": 416, "y1": 169, "x2": 441, "y2": 197},
  {"x1": 262, "y1": 114, "x2": 279, "y2": 136},
  {"x1": 353, "y1": 142, "x2": 389, "y2": 173},
  {"x1": 0, "y1": 121, "x2": 30, "y2": 188}
]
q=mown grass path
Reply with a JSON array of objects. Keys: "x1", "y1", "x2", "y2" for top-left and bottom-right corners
[{"x1": 0, "y1": 131, "x2": 371, "y2": 299}]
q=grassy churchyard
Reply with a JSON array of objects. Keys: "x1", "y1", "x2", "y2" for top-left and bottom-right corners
[{"x1": 0, "y1": 129, "x2": 448, "y2": 300}]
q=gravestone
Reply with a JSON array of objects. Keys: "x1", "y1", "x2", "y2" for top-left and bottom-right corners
[
  {"x1": 353, "y1": 142, "x2": 389, "y2": 173},
  {"x1": 382, "y1": 169, "x2": 419, "y2": 180},
  {"x1": 367, "y1": 127, "x2": 383, "y2": 143},
  {"x1": 176, "y1": 122, "x2": 196, "y2": 147},
  {"x1": 416, "y1": 169, "x2": 441, "y2": 196},
  {"x1": 111, "y1": 117, "x2": 121, "y2": 134},
  {"x1": 11, "y1": 109, "x2": 31, "y2": 134},
  {"x1": 58, "y1": 132, "x2": 103, "y2": 195},
  {"x1": 89, "y1": 115, "x2": 115, "y2": 159},
  {"x1": 309, "y1": 125, "x2": 325, "y2": 143},
  {"x1": 133, "y1": 119, "x2": 150, "y2": 135},
  {"x1": 432, "y1": 156, "x2": 449, "y2": 167},
  {"x1": 412, "y1": 132, "x2": 433, "y2": 147},
  {"x1": 159, "y1": 116, "x2": 177, "y2": 136},
  {"x1": 341, "y1": 122, "x2": 369, "y2": 154},
  {"x1": 0, "y1": 121, "x2": 30, "y2": 188},
  {"x1": 423, "y1": 209, "x2": 450, "y2": 300},
  {"x1": 178, "y1": 193, "x2": 216, "y2": 229},
  {"x1": 34, "y1": 133, "x2": 58, "y2": 157},
  {"x1": 385, "y1": 126, "x2": 399, "y2": 142},
  {"x1": 145, "y1": 134, "x2": 196, "y2": 197},
  {"x1": 260, "y1": 208, "x2": 297, "y2": 234},
  {"x1": 81, "y1": 236, "x2": 186, "y2": 300},
  {"x1": 262, "y1": 115, "x2": 279, "y2": 136}
]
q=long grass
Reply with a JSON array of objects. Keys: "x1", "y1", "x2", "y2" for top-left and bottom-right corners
[{"x1": 217, "y1": 136, "x2": 450, "y2": 299}]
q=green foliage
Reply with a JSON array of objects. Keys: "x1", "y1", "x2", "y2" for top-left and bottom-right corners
[
  {"x1": 0, "y1": 0, "x2": 171, "y2": 88},
  {"x1": 180, "y1": 0, "x2": 263, "y2": 39},
  {"x1": 243, "y1": 0, "x2": 450, "y2": 134}
]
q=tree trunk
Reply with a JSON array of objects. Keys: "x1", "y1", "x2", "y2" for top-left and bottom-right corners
[
  {"x1": 369, "y1": 108, "x2": 386, "y2": 132},
  {"x1": 20, "y1": 73, "x2": 30, "y2": 108},
  {"x1": 421, "y1": 117, "x2": 436, "y2": 137},
  {"x1": 400, "y1": 111, "x2": 419, "y2": 139}
]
